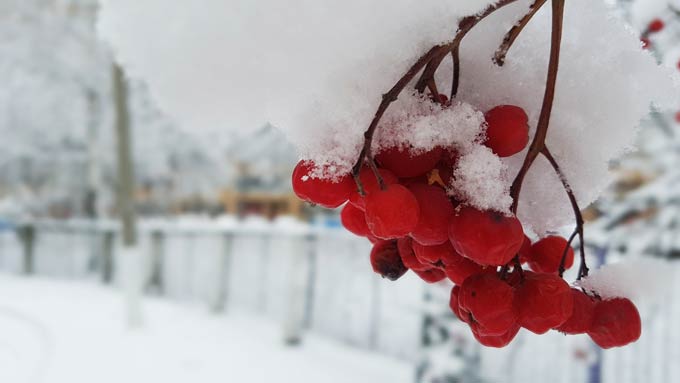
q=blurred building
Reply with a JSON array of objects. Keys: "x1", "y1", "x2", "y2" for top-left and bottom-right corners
[{"x1": 221, "y1": 124, "x2": 302, "y2": 219}]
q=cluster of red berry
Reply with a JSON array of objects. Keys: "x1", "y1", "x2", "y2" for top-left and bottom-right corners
[{"x1": 292, "y1": 103, "x2": 641, "y2": 349}]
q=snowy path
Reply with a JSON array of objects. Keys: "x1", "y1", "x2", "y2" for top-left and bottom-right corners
[{"x1": 0, "y1": 274, "x2": 414, "y2": 383}]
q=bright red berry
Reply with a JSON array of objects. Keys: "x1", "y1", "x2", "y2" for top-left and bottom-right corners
[
  {"x1": 413, "y1": 268, "x2": 446, "y2": 283},
  {"x1": 556, "y1": 289, "x2": 595, "y2": 335},
  {"x1": 376, "y1": 146, "x2": 443, "y2": 178},
  {"x1": 340, "y1": 203, "x2": 371, "y2": 237},
  {"x1": 471, "y1": 323, "x2": 520, "y2": 348},
  {"x1": 648, "y1": 18, "x2": 664, "y2": 33},
  {"x1": 518, "y1": 235, "x2": 532, "y2": 264},
  {"x1": 349, "y1": 166, "x2": 399, "y2": 210},
  {"x1": 365, "y1": 184, "x2": 420, "y2": 239},
  {"x1": 588, "y1": 298, "x2": 641, "y2": 349},
  {"x1": 484, "y1": 105, "x2": 530, "y2": 157},
  {"x1": 458, "y1": 273, "x2": 517, "y2": 336},
  {"x1": 408, "y1": 184, "x2": 455, "y2": 246},
  {"x1": 527, "y1": 236, "x2": 574, "y2": 274},
  {"x1": 675, "y1": 110, "x2": 680, "y2": 124},
  {"x1": 292, "y1": 161, "x2": 353, "y2": 208},
  {"x1": 412, "y1": 241, "x2": 451, "y2": 265},
  {"x1": 370, "y1": 240, "x2": 408, "y2": 281},
  {"x1": 442, "y1": 250, "x2": 485, "y2": 285},
  {"x1": 397, "y1": 237, "x2": 429, "y2": 271},
  {"x1": 448, "y1": 207, "x2": 524, "y2": 266},
  {"x1": 449, "y1": 285, "x2": 468, "y2": 323},
  {"x1": 515, "y1": 272, "x2": 574, "y2": 334}
]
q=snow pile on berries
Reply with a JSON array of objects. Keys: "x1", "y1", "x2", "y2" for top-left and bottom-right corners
[
  {"x1": 578, "y1": 257, "x2": 673, "y2": 303},
  {"x1": 97, "y1": 0, "x2": 679, "y2": 233},
  {"x1": 451, "y1": 146, "x2": 512, "y2": 212}
]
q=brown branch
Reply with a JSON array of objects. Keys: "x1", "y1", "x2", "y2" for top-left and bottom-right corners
[
  {"x1": 510, "y1": 0, "x2": 565, "y2": 213},
  {"x1": 559, "y1": 227, "x2": 579, "y2": 278},
  {"x1": 494, "y1": 0, "x2": 548, "y2": 66},
  {"x1": 415, "y1": 50, "x2": 449, "y2": 93},
  {"x1": 450, "y1": 47, "x2": 461, "y2": 99},
  {"x1": 449, "y1": 0, "x2": 522, "y2": 97},
  {"x1": 542, "y1": 148, "x2": 588, "y2": 279}
]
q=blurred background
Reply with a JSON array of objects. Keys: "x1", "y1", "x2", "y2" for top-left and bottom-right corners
[{"x1": 0, "y1": 0, "x2": 678, "y2": 382}]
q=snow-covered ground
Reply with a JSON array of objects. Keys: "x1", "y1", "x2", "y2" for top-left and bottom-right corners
[{"x1": 0, "y1": 273, "x2": 414, "y2": 383}]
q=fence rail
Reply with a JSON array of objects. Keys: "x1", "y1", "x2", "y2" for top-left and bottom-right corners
[
  {"x1": 0, "y1": 218, "x2": 678, "y2": 383},
  {"x1": 0, "y1": 217, "x2": 423, "y2": 362}
]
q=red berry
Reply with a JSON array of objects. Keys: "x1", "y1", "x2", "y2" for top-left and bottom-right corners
[
  {"x1": 459, "y1": 273, "x2": 517, "y2": 336},
  {"x1": 556, "y1": 289, "x2": 595, "y2": 335},
  {"x1": 648, "y1": 18, "x2": 664, "y2": 33},
  {"x1": 292, "y1": 161, "x2": 353, "y2": 208},
  {"x1": 448, "y1": 207, "x2": 524, "y2": 266},
  {"x1": 340, "y1": 203, "x2": 370, "y2": 237},
  {"x1": 449, "y1": 285, "x2": 468, "y2": 323},
  {"x1": 675, "y1": 110, "x2": 680, "y2": 124},
  {"x1": 376, "y1": 146, "x2": 443, "y2": 178},
  {"x1": 349, "y1": 167, "x2": 399, "y2": 210},
  {"x1": 365, "y1": 184, "x2": 420, "y2": 239},
  {"x1": 518, "y1": 236, "x2": 532, "y2": 264},
  {"x1": 442, "y1": 251, "x2": 485, "y2": 285},
  {"x1": 484, "y1": 105, "x2": 530, "y2": 157},
  {"x1": 676, "y1": 59, "x2": 680, "y2": 71},
  {"x1": 527, "y1": 236, "x2": 574, "y2": 274},
  {"x1": 413, "y1": 268, "x2": 446, "y2": 283},
  {"x1": 397, "y1": 237, "x2": 429, "y2": 271},
  {"x1": 471, "y1": 323, "x2": 520, "y2": 348},
  {"x1": 515, "y1": 272, "x2": 574, "y2": 334},
  {"x1": 588, "y1": 298, "x2": 641, "y2": 349},
  {"x1": 412, "y1": 241, "x2": 451, "y2": 265},
  {"x1": 408, "y1": 184, "x2": 455, "y2": 246},
  {"x1": 370, "y1": 240, "x2": 408, "y2": 281}
]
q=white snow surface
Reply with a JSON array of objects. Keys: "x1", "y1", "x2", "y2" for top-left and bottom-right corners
[
  {"x1": 97, "y1": 0, "x2": 680, "y2": 233},
  {"x1": 578, "y1": 257, "x2": 673, "y2": 304},
  {"x1": 451, "y1": 145, "x2": 513, "y2": 212},
  {"x1": 0, "y1": 274, "x2": 412, "y2": 383}
]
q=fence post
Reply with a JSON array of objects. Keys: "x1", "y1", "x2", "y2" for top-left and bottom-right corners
[
  {"x1": 148, "y1": 230, "x2": 165, "y2": 294},
  {"x1": 101, "y1": 230, "x2": 115, "y2": 284},
  {"x1": 211, "y1": 232, "x2": 234, "y2": 313},
  {"x1": 17, "y1": 223, "x2": 35, "y2": 275},
  {"x1": 282, "y1": 233, "x2": 314, "y2": 346}
]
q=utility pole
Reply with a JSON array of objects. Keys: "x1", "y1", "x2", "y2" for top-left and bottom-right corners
[{"x1": 113, "y1": 63, "x2": 143, "y2": 328}]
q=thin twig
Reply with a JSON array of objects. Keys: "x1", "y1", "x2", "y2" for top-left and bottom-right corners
[
  {"x1": 542, "y1": 148, "x2": 588, "y2": 279},
  {"x1": 510, "y1": 0, "x2": 565, "y2": 213},
  {"x1": 494, "y1": 0, "x2": 548, "y2": 66},
  {"x1": 559, "y1": 228, "x2": 579, "y2": 277}
]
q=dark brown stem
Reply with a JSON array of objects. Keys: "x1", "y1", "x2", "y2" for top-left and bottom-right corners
[
  {"x1": 542, "y1": 148, "x2": 588, "y2": 279},
  {"x1": 450, "y1": 47, "x2": 461, "y2": 99},
  {"x1": 494, "y1": 0, "x2": 548, "y2": 66},
  {"x1": 559, "y1": 228, "x2": 579, "y2": 278},
  {"x1": 448, "y1": 0, "x2": 522, "y2": 97},
  {"x1": 415, "y1": 51, "x2": 449, "y2": 93},
  {"x1": 510, "y1": 0, "x2": 564, "y2": 213}
]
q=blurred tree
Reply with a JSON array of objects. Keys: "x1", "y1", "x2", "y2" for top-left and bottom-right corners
[{"x1": 587, "y1": 0, "x2": 680, "y2": 259}]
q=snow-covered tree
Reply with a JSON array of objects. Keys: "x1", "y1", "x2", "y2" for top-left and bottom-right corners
[{"x1": 588, "y1": 0, "x2": 680, "y2": 259}]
